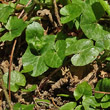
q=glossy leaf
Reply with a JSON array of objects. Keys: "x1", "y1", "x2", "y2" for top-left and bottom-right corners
[
  {"x1": 40, "y1": 35, "x2": 56, "y2": 54},
  {"x1": 95, "y1": 78, "x2": 110, "y2": 99},
  {"x1": 101, "y1": 95, "x2": 110, "y2": 108},
  {"x1": 22, "y1": 48, "x2": 48, "y2": 77},
  {"x1": 0, "y1": 4, "x2": 14, "y2": 23},
  {"x1": 22, "y1": 47, "x2": 37, "y2": 73},
  {"x1": 80, "y1": 2, "x2": 108, "y2": 41},
  {"x1": 26, "y1": 22, "x2": 44, "y2": 51},
  {"x1": 0, "y1": 16, "x2": 27, "y2": 41},
  {"x1": 74, "y1": 82, "x2": 92, "y2": 101},
  {"x1": 71, "y1": 47, "x2": 99, "y2": 66},
  {"x1": 82, "y1": 96, "x2": 100, "y2": 110},
  {"x1": 44, "y1": 40, "x2": 66, "y2": 68},
  {"x1": 3, "y1": 71, "x2": 26, "y2": 92},
  {"x1": 60, "y1": 3, "x2": 82, "y2": 23},
  {"x1": 66, "y1": 39, "x2": 93, "y2": 56},
  {"x1": 65, "y1": 37, "x2": 77, "y2": 56},
  {"x1": 59, "y1": 102, "x2": 76, "y2": 110},
  {"x1": 75, "y1": 105, "x2": 84, "y2": 110},
  {"x1": 32, "y1": 55, "x2": 48, "y2": 77},
  {"x1": 99, "y1": 0, "x2": 110, "y2": 16}
]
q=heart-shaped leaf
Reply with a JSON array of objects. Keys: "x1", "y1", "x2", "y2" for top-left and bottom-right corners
[
  {"x1": 60, "y1": 3, "x2": 82, "y2": 24},
  {"x1": 26, "y1": 22, "x2": 44, "y2": 51},
  {"x1": 0, "y1": 16, "x2": 27, "y2": 41},
  {"x1": 3, "y1": 71, "x2": 26, "y2": 92},
  {"x1": 65, "y1": 37, "x2": 77, "y2": 56},
  {"x1": 44, "y1": 40, "x2": 66, "y2": 68},
  {"x1": 82, "y1": 96, "x2": 100, "y2": 110},
  {"x1": 80, "y1": 3, "x2": 108, "y2": 41},
  {"x1": 22, "y1": 47, "x2": 37, "y2": 73},
  {"x1": 71, "y1": 47, "x2": 99, "y2": 66},
  {"x1": 101, "y1": 95, "x2": 110, "y2": 108},
  {"x1": 74, "y1": 82, "x2": 92, "y2": 101},
  {"x1": 32, "y1": 55, "x2": 49, "y2": 77},
  {"x1": 95, "y1": 78, "x2": 110, "y2": 99},
  {"x1": 22, "y1": 48, "x2": 48, "y2": 77},
  {"x1": 0, "y1": 4, "x2": 14, "y2": 23}
]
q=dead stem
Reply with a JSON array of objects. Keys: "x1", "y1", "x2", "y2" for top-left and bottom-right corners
[
  {"x1": 8, "y1": 40, "x2": 17, "y2": 100},
  {"x1": 8, "y1": 0, "x2": 32, "y2": 107},
  {"x1": 93, "y1": 90, "x2": 110, "y2": 94},
  {"x1": 38, "y1": 67, "x2": 62, "y2": 91},
  {"x1": 53, "y1": 0, "x2": 62, "y2": 26},
  {"x1": 0, "y1": 68, "x2": 13, "y2": 110}
]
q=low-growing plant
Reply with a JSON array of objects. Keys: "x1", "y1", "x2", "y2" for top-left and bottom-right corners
[
  {"x1": 1, "y1": 0, "x2": 110, "y2": 109},
  {"x1": 60, "y1": 79, "x2": 110, "y2": 110}
]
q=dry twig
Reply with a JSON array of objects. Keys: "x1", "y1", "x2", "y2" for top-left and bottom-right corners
[
  {"x1": 53, "y1": 0, "x2": 62, "y2": 26},
  {"x1": 38, "y1": 67, "x2": 62, "y2": 91},
  {"x1": 8, "y1": 0, "x2": 32, "y2": 106},
  {"x1": 0, "y1": 68, "x2": 13, "y2": 110}
]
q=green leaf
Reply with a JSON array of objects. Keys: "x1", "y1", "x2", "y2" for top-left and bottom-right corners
[
  {"x1": 66, "y1": 38, "x2": 99, "y2": 65},
  {"x1": 40, "y1": 35, "x2": 56, "y2": 54},
  {"x1": 82, "y1": 96, "x2": 100, "y2": 110},
  {"x1": 75, "y1": 105, "x2": 84, "y2": 110},
  {"x1": 21, "y1": 85, "x2": 37, "y2": 92},
  {"x1": 0, "y1": 4, "x2": 14, "y2": 23},
  {"x1": 22, "y1": 48, "x2": 48, "y2": 77},
  {"x1": 60, "y1": 3, "x2": 82, "y2": 24},
  {"x1": 13, "y1": 103, "x2": 35, "y2": 110},
  {"x1": 81, "y1": 23, "x2": 110, "y2": 41},
  {"x1": 0, "y1": 16, "x2": 27, "y2": 41},
  {"x1": 60, "y1": 102, "x2": 77, "y2": 110},
  {"x1": 32, "y1": 55, "x2": 48, "y2": 77},
  {"x1": 95, "y1": 78, "x2": 110, "y2": 99},
  {"x1": 65, "y1": 37, "x2": 77, "y2": 56},
  {"x1": 26, "y1": 22, "x2": 44, "y2": 51},
  {"x1": 22, "y1": 48, "x2": 37, "y2": 73},
  {"x1": 20, "y1": 0, "x2": 30, "y2": 5},
  {"x1": 57, "y1": 94, "x2": 70, "y2": 97},
  {"x1": 13, "y1": 103, "x2": 22, "y2": 110},
  {"x1": 22, "y1": 104, "x2": 35, "y2": 110},
  {"x1": 99, "y1": 0, "x2": 110, "y2": 16},
  {"x1": 35, "y1": 99, "x2": 50, "y2": 104},
  {"x1": 44, "y1": 40, "x2": 66, "y2": 68},
  {"x1": 3, "y1": 71, "x2": 26, "y2": 92},
  {"x1": 101, "y1": 95, "x2": 110, "y2": 108},
  {"x1": 80, "y1": 2, "x2": 108, "y2": 41},
  {"x1": 71, "y1": 47, "x2": 99, "y2": 66},
  {"x1": 74, "y1": 82, "x2": 92, "y2": 101},
  {"x1": 72, "y1": 39, "x2": 93, "y2": 54}
]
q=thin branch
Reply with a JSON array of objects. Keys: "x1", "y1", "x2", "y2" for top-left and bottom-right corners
[
  {"x1": 93, "y1": 90, "x2": 110, "y2": 94},
  {"x1": 38, "y1": 67, "x2": 62, "y2": 91},
  {"x1": 8, "y1": 0, "x2": 32, "y2": 103},
  {"x1": 18, "y1": 0, "x2": 32, "y2": 19},
  {"x1": 0, "y1": 68, "x2": 13, "y2": 110},
  {"x1": 53, "y1": 0, "x2": 62, "y2": 26},
  {"x1": 8, "y1": 40, "x2": 17, "y2": 100}
]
